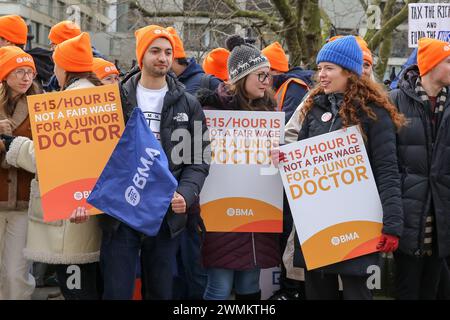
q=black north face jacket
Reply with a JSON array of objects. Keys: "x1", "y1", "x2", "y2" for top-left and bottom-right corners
[{"x1": 99, "y1": 72, "x2": 210, "y2": 238}]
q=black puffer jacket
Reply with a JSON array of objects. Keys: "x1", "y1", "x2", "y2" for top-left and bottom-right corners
[
  {"x1": 390, "y1": 65, "x2": 450, "y2": 258},
  {"x1": 293, "y1": 93, "x2": 403, "y2": 275},
  {"x1": 99, "y1": 72, "x2": 210, "y2": 239}
]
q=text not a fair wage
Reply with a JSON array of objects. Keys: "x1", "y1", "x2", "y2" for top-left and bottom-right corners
[
  {"x1": 35, "y1": 104, "x2": 121, "y2": 149},
  {"x1": 281, "y1": 132, "x2": 370, "y2": 199}
]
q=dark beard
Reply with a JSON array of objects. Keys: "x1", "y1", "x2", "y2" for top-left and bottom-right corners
[{"x1": 145, "y1": 64, "x2": 169, "y2": 78}]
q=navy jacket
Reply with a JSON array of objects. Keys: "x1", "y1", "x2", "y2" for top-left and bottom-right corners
[
  {"x1": 272, "y1": 67, "x2": 314, "y2": 123},
  {"x1": 178, "y1": 58, "x2": 222, "y2": 95}
]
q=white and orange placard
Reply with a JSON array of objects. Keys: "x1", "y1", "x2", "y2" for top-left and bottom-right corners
[
  {"x1": 200, "y1": 110, "x2": 284, "y2": 233},
  {"x1": 27, "y1": 84, "x2": 125, "y2": 221},
  {"x1": 279, "y1": 126, "x2": 383, "y2": 270}
]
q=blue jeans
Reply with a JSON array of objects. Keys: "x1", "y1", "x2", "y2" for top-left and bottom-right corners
[
  {"x1": 204, "y1": 268, "x2": 261, "y2": 300},
  {"x1": 100, "y1": 221, "x2": 180, "y2": 300},
  {"x1": 173, "y1": 226, "x2": 207, "y2": 299}
]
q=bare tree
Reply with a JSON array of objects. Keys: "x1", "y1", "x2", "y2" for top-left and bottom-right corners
[{"x1": 128, "y1": 0, "x2": 417, "y2": 78}]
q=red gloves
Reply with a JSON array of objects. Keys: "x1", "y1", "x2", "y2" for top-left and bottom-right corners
[
  {"x1": 377, "y1": 234, "x2": 399, "y2": 253},
  {"x1": 270, "y1": 149, "x2": 285, "y2": 167}
]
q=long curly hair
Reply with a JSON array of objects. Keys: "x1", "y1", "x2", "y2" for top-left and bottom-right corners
[{"x1": 300, "y1": 71, "x2": 405, "y2": 132}]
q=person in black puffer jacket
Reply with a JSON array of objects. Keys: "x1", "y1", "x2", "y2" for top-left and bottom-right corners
[
  {"x1": 389, "y1": 37, "x2": 450, "y2": 300},
  {"x1": 292, "y1": 36, "x2": 405, "y2": 300}
]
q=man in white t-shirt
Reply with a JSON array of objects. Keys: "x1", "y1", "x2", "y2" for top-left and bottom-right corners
[{"x1": 100, "y1": 25, "x2": 210, "y2": 300}]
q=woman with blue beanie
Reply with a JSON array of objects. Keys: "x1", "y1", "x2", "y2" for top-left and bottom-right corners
[{"x1": 292, "y1": 36, "x2": 405, "y2": 299}]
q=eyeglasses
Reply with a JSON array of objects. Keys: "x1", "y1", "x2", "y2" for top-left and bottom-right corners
[
  {"x1": 254, "y1": 72, "x2": 271, "y2": 83},
  {"x1": 12, "y1": 69, "x2": 36, "y2": 80}
]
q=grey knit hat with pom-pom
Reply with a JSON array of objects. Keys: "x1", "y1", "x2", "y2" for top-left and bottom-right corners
[{"x1": 226, "y1": 35, "x2": 270, "y2": 84}]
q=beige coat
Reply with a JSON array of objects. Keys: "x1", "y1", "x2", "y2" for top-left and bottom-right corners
[
  {"x1": 0, "y1": 97, "x2": 34, "y2": 211},
  {"x1": 6, "y1": 79, "x2": 102, "y2": 264}
]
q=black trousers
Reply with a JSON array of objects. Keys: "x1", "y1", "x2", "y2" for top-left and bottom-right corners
[
  {"x1": 437, "y1": 258, "x2": 450, "y2": 300},
  {"x1": 55, "y1": 263, "x2": 102, "y2": 300},
  {"x1": 305, "y1": 271, "x2": 372, "y2": 300},
  {"x1": 394, "y1": 250, "x2": 444, "y2": 300}
]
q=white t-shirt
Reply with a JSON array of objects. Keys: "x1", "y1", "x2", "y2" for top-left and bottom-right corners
[{"x1": 136, "y1": 82, "x2": 168, "y2": 140}]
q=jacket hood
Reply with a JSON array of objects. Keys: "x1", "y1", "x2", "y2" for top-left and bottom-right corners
[
  {"x1": 178, "y1": 58, "x2": 204, "y2": 82},
  {"x1": 272, "y1": 67, "x2": 315, "y2": 90},
  {"x1": 397, "y1": 64, "x2": 422, "y2": 102},
  {"x1": 389, "y1": 48, "x2": 418, "y2": 90}
]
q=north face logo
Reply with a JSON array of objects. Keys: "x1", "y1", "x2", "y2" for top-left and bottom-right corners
[{"x1": 173, "y1": 113, "x2": 188, "y2": 122}]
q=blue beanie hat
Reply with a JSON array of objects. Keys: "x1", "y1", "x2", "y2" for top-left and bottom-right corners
[{"x1": 316, "y1": 36, "x2": 363, "y2": 76}]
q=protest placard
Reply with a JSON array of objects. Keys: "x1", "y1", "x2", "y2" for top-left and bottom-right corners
[
  {"x1": 409, "y1": 3, "x2": 450, "y2": 47},
  {"x1": 279, "y1": 126, "x2": 382, "y2": 270},
  {"x1": 27, "y1": 84, "x2": 125, "y2": 221},
  {"x1": 200, "y1": 110, "x2": 284, "y2": 233}
]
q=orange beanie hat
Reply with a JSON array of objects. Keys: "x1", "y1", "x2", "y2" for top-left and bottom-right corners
[
  {"x1": 355, "y1": 36, "x2": 373, "y2": 66},
  {"x1": 202, "y1": 48, "x2": 230, "y2": 81},
  {"x1": 0, "y1": 46, "x2": 35, "y2": 81},
  {"x1": 262, "y1": 42, "x2": 289, "y2": 72},
  {"x1": 135, "y1": 25, "x2": 175, "y2": 68},
  {"x1": 53, "y1": 32, "x2": 93, "y2": 72},
  {"x1": 166, "y1": 27, "x2": 186, "y2": 59},
  {"x1": 0, "y1": 15, "x2": 28, "y2": 45},
  {"x1": 49, "y1": 20, "x2": 81, "y2": 45},
  {"x1": 93, "y1": 58, "x2": 119, "y2": 79},
  {"x1": 329, "y1": 35, "x2": 373, "y2": 65},
  {"x1": 418, "y1": 37, "x2": 450, "y2": 76}
]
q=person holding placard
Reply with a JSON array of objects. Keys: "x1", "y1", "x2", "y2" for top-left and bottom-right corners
[
  {"x1": 291, "y1": 36, "x2": 405, "y2": 300},
  {"x1": 197, "y1": 35, "x2": 280, "y2": 301},
  {"x1": 1, "y1": 33, "x2": 104, "y2": 300}
]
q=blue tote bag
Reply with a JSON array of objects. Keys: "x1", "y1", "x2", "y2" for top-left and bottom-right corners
[{"x1": 88, "y1": 108, "x2": 178, "y2": 236}]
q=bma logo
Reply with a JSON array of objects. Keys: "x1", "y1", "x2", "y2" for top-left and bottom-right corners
[
  {"x1": 73, "y1": 191, "x2": 91, "y2": 201},
  {"x1": 226, "y1": 208, "x2": 254, "y2": 217},
  {"x1": 16, "y1": 56, "x2": 33, "y2": 64},
  {"x1": 437, "y1": 31, "x2": 450, "y2": 42},
  {"x1": 125, "y1": 147, "x2": 160, "y2": 207},
  {"x1": 331, "y1": 232, "x2": 360, "y2": 246},
  {"x1": 125, "y1": 186, "x2": 140, "y2": 206}
]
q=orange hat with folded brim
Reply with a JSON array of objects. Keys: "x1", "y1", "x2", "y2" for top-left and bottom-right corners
[
  {"x1": 166, "y1": 27, "x2": 186, "y2": 59},
  {"x1": 0, "y1": 46, "x2": 36, "y2": 81},
  {"x1": 49, "y1": 21, "x2": 82, "y2": 45},
  {"x1": 135, "y1": 25, "x2": 176, "y2": 68},
  {"x1": 418, "y1": 37, "x2": 450, "y2": 76},
  {"x1": 262, "y1": 42, "x2": 289, "y2": 72},
  {"x1": 0, "y1": 15, "x2": 28, "y2": 45},
  {"x1": 93, "y1": 57, "x2": 119, "y2": 80},
  {"x1": 202, "y1": 48, "x2": 230, "y2": 81},
  {"x1": 53, "y1": 32, "x2": 93, "y2": 72}
]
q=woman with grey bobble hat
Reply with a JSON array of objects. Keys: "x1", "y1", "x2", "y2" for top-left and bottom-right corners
[{"x1": 197, "y1": 35, "x2": 280, "y2": 300}]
